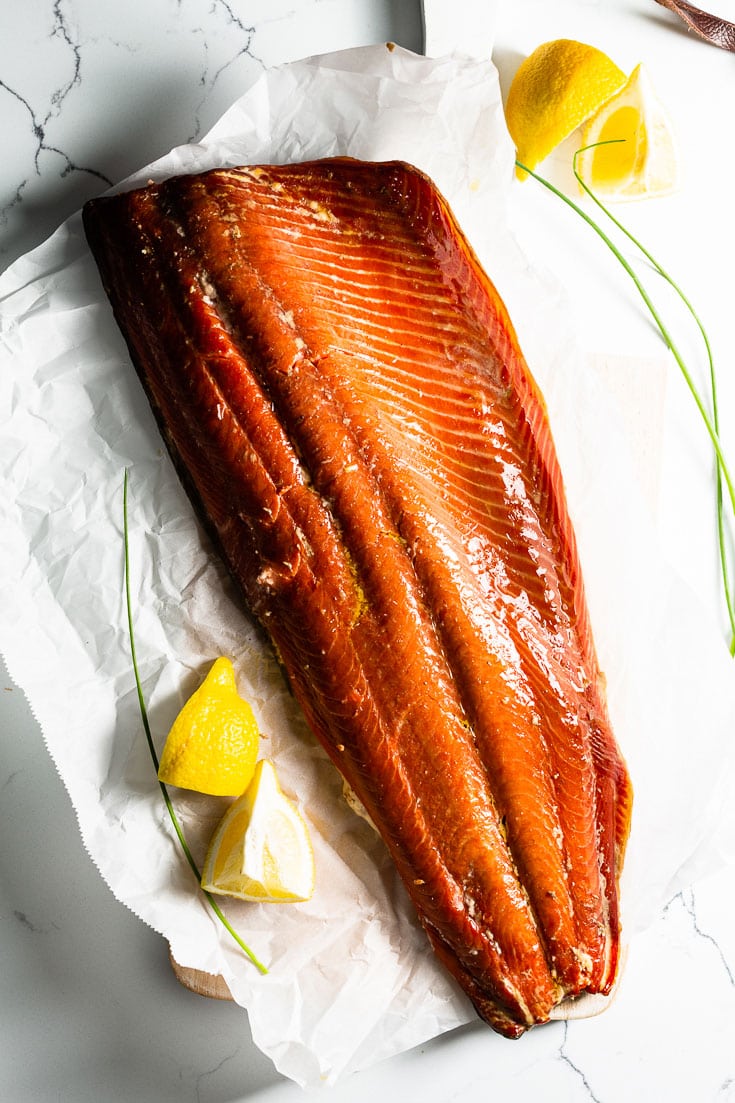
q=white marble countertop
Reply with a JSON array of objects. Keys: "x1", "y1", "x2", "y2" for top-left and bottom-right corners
[{"x1": 2, "y1": 2, "x2": 735, "y2": 1100}]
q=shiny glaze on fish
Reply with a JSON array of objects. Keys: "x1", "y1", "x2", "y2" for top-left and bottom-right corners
[{"x1": 83, "y1": 159, "x2": 632, "y2": 1036}]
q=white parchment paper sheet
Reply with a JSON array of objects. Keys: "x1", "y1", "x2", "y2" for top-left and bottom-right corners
[{"x1": 2, "y1": 43, "x2": 735, "y2": 1088}]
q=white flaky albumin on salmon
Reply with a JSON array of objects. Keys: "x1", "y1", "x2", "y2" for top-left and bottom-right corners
[{"x1": 83, "y1": 158, "x2": 632, "y2": 1038}]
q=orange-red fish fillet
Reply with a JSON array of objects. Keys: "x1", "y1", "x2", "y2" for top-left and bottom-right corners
[{"x1": 83, "y1": 158, "x2": 632, "y2": 1037}]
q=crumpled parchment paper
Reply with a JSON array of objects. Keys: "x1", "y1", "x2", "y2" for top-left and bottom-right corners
[{"x1": 2, "y1": 42, "x2": 735, "y2": 1089}]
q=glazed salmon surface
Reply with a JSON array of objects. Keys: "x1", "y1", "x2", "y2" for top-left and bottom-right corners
[{"x1": 83, "y1": 159, "x2": 632, "y2": 1037}]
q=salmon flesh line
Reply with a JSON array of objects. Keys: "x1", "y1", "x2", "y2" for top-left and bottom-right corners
[{"x1": 83, "y1": 158, "x2": 632, "y2": 1037}]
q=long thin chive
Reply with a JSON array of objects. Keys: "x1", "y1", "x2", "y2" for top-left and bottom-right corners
[
  {"x1": 516, "y1": 155, "x2": 735, "y2": 654},
  {"x1": 570, "y1": 143, "x2": 735, "y2": 649},
  {"x1": 123, "y1": 469, "x2": 268, "y2": 974}
]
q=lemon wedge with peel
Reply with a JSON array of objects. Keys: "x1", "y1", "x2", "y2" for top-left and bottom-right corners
[
  {"x1": 505, "y1": 40, "x2": 678, "y2": 201},
  {"x1": 576, "y1": 64, "x2": 679, "y2": 201},
  {"x1": 201, "y1": 759, "x2": 316, "y2": 903},
  {"x1": 505, "y1": 39, "x2": 627, "y2": 177},
  {"x1": 157, "y1": 657, "x2": 259, "y2": 797}
]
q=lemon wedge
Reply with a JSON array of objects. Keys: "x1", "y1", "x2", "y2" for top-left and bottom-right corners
[
  {"x1": 505, "y1": 39, "x2": 627, "y2": 177},
  {"x1": 576, "y1": 64, "x2": 679, "y2": 201},
  {"x1": 157, "y1": 657, "x2": 259, "y2": 797},
  {"x1": 201, "y1": 759, "x2": 316, "y2": 903}
]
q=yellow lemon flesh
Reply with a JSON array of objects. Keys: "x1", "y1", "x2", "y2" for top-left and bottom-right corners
[
  {"x1": 157, "y1": 657, "x2": 259, "y2": 797},
  {"x1": 201, "y1": 759, "x2": 315, "y2": 903},
  {"x1": 576, "y1": 64, "x2": 678, "y2": 201},
  {"x1": 505, "y1": 39, "x2": 626, "y2": 177}
]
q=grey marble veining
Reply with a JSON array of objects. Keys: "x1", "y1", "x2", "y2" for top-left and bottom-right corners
[{"x1": 1, "y1": 0, "x2": 422, "y2": 269}]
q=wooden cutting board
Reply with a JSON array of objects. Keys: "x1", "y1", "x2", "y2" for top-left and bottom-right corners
[
  {"x1": 169, "y1": 950, "x2": 233, "y2": 1001},
  {"x1": 168, "y1": 945, "x2": 626, "y2": 1018}
]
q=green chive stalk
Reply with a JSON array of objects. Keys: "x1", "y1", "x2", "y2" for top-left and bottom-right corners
[
  {"x1": 123, "y1": 469, "x2": 268, "y2": 974},
  {"x1": 516, "y1": 150, "x2": 735, "y2": 655}
]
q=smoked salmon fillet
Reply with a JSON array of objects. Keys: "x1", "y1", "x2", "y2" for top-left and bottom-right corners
[{"x1": 83, "y1": 158, "x2": 632, "y2": 1037}]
